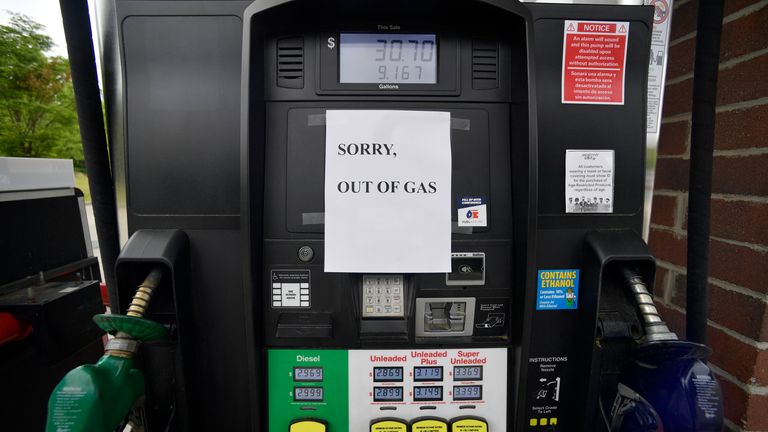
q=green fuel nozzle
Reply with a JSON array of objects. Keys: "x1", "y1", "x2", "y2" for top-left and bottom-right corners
[{"x1": 46, "y1": 268, "x2": 167, "y2": 432}]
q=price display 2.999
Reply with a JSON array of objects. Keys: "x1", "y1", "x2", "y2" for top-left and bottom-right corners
[{"x1": 294, "y1": 386, "x2": 324, "y2": 402}]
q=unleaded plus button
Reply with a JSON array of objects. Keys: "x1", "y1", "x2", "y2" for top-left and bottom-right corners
[{"x1": 411, "y1": 417, "x2": 448, "y2": 432}]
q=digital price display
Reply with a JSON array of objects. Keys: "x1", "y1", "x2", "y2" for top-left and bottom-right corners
[
  {"x1": 374, "y1": 367, "x2": 404, "y2": 382},
  {"x1": 294, "y1": 386, "x2": 324, "y2": 402},
  {"x1": 373, "y1": 386, "x2": 404, "y2": 402},
  {"x1": 293, "y1": 367, "x2": 323, "y2": 382},
  {"x1": 453, "y1": 385, "x2": 482, "y2": 401},
  {"x1": 414, "y1": 366, "x2": 443, "y2": 382},
  {"x1": 453, "y1": 366, "x2": 483, "y2": 381},
  {"x1": 339, "y1": 33, "x2": 437, "y2": 84},
  {"x1": 414, "y1": 386, "x2": 443, "y2": 402}
]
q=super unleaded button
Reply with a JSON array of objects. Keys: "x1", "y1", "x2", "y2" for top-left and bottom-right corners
[
  {"x1": 370, "y1": 418, "x2": 408, "y2": 432},
  {"x1": 450, "y1": 416, "x2": 488, "y2": 432},
  {"x1": 411, "y1": 417, "x2": 448, "y2": 432},
  {"x1": 289, "y1": 419, "x2": 326, "y2": 432}
]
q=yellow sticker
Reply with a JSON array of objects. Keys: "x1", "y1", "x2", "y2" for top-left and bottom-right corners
[
  {"x1": 289, "y1": 420, "x2": 326, "y2": 432},
  {"x1": 412, "y1": 419, "x2": 449, "y2": 432},
  {"x1": 451, "y1": 418, "x2": 488, "y2": 432},
  {"x1": 371, "y1": 420, "x2": 408, "y2": 432}
]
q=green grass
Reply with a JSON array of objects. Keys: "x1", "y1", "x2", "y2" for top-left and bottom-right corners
[{"x1": 74, "y1": 171, "x2": 91, "y2": 202}]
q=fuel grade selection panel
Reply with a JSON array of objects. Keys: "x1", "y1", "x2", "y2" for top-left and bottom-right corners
[{"x1": 348, "y1": 348, "x2": 507, "y2": 430}]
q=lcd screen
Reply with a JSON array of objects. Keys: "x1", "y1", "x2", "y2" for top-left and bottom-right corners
[
  {"x1": 414, "y1": 386, "x2": 443, "y2": 402},
  {"x1": 453, "y1": 366, "x2": 483, "y2": 381},
  {"x1": 339, "y1": 33, "x2": 437, "y2": 84},
  {"x1": 453, "y1": 385, "x2": 482, "y2": 401},
  {"x1": 374, "y1": 367, "x2": 404, "y2": 382},
  {"x1": 294, "y1": 386, "x2": 324, "y2": 401},
  {"x1": 414, "y1": 366, "x2": 443, "y2": 382},
  {"x1": 373, "y1": 386, "x2": 404, "y2": 402},
  {"x1": 293, "y1": 367, "x2": 323, "y2": 382}
]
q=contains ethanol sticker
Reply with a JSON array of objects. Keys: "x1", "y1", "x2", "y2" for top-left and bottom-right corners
[{"x1": 536, "y1": 270, "x2": 579, "y2": 310}]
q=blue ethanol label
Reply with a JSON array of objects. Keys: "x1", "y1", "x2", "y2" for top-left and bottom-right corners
[{"x1": 536, "y1": 269, "x2": 579, "y2": 310}]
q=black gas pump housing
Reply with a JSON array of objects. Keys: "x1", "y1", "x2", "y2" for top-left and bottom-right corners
[{"x1": 98, "y1": 0, "x2": 659, "y2": 430}]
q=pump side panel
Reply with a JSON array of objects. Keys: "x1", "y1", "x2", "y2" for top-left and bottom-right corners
[
  {"x1": 109, "y1": 1, "x2": 254, "y2": 430},
  {"x1": 519, "y1": 4, "x2": 653, "y2": 431}
]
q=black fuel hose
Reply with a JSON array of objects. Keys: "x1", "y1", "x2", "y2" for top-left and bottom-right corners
[
  {"x1": 59, "y1": 0, "x2": 121, "y2": 302},
  {"x1": 686, "y1": 0, "x2": 725, "y2": 345}
]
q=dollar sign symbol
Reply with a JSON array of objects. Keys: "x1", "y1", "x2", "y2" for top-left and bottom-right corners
[{"x1": 327, "y1": 37, "x2": 336, "y2": 49}]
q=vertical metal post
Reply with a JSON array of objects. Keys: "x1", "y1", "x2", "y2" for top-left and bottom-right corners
[
  {"x1": 686, "y1": 0, "x2": 725, "y2": 345},
  {"x1": 58, "y1": 0, "x2": 121, "y2": 300}
]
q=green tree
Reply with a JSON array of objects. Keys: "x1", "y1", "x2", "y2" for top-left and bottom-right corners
[{"x1": 0, "y1": 13, "x2": 83, "y2": 169}]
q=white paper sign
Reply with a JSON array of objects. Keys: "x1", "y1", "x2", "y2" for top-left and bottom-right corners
[
  {"x1": 565, "y1": 150, "x2": 615, "y2": 213},
  {"x1": 324, "y1": 110, "x2": 452, "y2": 273}
]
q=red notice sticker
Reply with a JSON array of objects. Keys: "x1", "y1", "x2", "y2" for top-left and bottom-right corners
[{"x1": 562, "y1": 20, "x2": 629, "y2": 105}]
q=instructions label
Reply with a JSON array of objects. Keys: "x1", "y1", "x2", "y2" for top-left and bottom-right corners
[
  {"x1": 527, "y1": 356, "x2": 568, "y2": 428},
  {"x1": 457, "y1": 196, "x2": 488, "y2": 227},
  {"x1": 565, "y1": 150, "x2": 614, "y2": 213},
  {"x1": 562, "y1": 20, "x2": 629, "y2": 105},
  {"x1": 536, "y1": 270, "x2": 579, "y2": 310},
  {"x1": 324, "y1": 110, "x2": 452, "y2": 273}
]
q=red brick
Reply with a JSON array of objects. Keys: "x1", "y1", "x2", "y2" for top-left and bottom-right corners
[
  {"x1": 720, "y1": 4, "x2": 768, "y2": 63},
  {"x1": 650, "y1": 194, "x2": 679, "y2": 228},
  {"x1": 717, "y1": 54, "x2": 768, "y2": 107},
  {"x1": 709, "y1": 284, "x2": 767, "y2": 343},
  {"x1": 662, "y1": 78, "x2": 693, "y2": 117},
  {"x1": 653, "y1": 265, "x2": 669, "y2": 299},
  {"x1": 669, "y1": 0, "x2": 761, "y2": 43},
  {"x1": 756, "y1": 350, "x2": 768, "y2": 384},
  {"x1": 725, "y1": 0, "x2": 766, "y2": 17},
  {"x1": 710, "y1": 198, "x2": 768, "y2": 245},
  {"x1": 670, "y1": 1, "x2": 698, "y2": 42},
  {"x1": 715, "y1": 373, "x2": 748, "y2": 427},
  {"x1": 708, "y1": 325, "x2": 762, "y2": 385},
  {"x1": 712, "y1": 154, "x2": 768, "y2": 196},
  {"x1": 664, "y1": 248, "x2": 768, "y2": 335},
  {"x1": 745, "y1": 393, "x2": 768, "y2": 431},
  {"x1": 654, "y1": 157, "x2": 690, "y2": 191},
  {"x1": 666, "y1": 37, "x2": 696, "y2": 80},
  {"x1": 670, "y1": 272, "x2": 687, "y2": 308},
  {"x1": 658, "y1": 120, "x2": 690, "y2": 156},
  {"x1": 648, "y1": 228, "x2": 687, "y2": 267},
  {"x1": 744, "y1": 394, "x2": 768, "y2": 431},
  {"x1": 715, "y1": 104, "x2": 768, "y2": 151},
  {"x1": 655, "y1": 301, "x2": 686, "y2": 338},
  {"x1": 710, "y1": 239, "x2": 768, "y2": 294}
]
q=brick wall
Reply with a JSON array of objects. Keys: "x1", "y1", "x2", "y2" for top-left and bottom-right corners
[{"x1": 649, "y1": 0, "x2": 768, "y2": 430}]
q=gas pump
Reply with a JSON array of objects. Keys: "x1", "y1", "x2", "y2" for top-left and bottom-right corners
[{"x1": 43, "y1": 0, "x2": 724, "y2": 431}]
